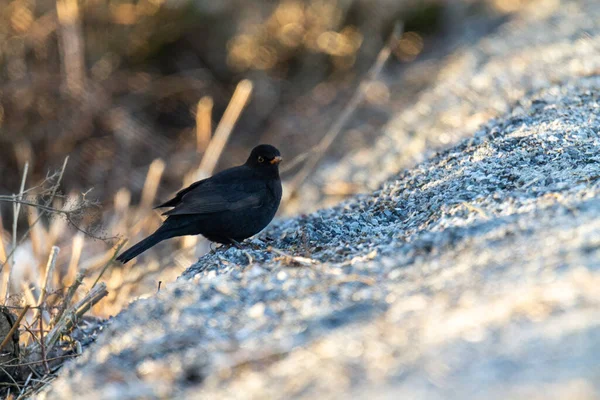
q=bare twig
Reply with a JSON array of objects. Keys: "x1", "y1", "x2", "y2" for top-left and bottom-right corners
[
  {"x1": 284, "y1": 22, "x2": 403, "y2": 203},
  {"x1": 195, "y1": 80, "x2": 253, "y2": 180},
  {"x1": 267, "y1": 247, "x2": 318, "y2": 267},
  {"x1": 0, "y1": 305, "x2": 29, "y2": 353},
  {"x1": 18, "y1": 372, "x2": 33, "y2": 398},
  {"x1": 334, "y1": 274, "x2": 376, "y2": 286},
  {"x1": 279, "y1": 148, "x2": 314, "y2": 175},
  {"x1": 1, "y1": 157, "x2": 69, "y2": 281},
  {"x1": 111, "y1": 259, "x2": 161, "y2": 288},
  {"x1": 52, "y1": 273, "x2": 84, "y2": 328},
  {"x1": 63, "y1": 210, "x2": 115, "y2": 241},
  {"x1": 0, "y1": 210, "x2": 6, "y2": 265},
  {"x1": 140, "y1": 159, "x2": 166, "y2": 212},
  {"x1": 6, "y1": 354, "x2": 78, "y2": 368},
  {"x1": 33, "y1": 247, "x2": 60, "y2": 323},
  {"x1": 177, "y1": 84, "x2": 251, "y2": 249},
  {"x1": 462, "y1": 202, "x2": 490, "y2": 219},
  {"x1": 38, "y1": 313, "x2": 50, "y2": 374},
  {"x1": 0, "y1": 197, "x2": 90, "y2": 216},
  {"x1": 2, "y1": 162, "x2": 29, "y2": 301},
  {"x1": 26, "y1": 207, "x2": 45, "y2": 262},
  {"x1": 11, "y1": 193, "x2": 18, "y2": 266},
  {"x1": 20, "y1": 284, "x2": 37, "y2": 314},
  {"x1": 64, "y1": 233, "x2": 84, "y2": 286},
  {"x1": 90, "y1": 240, "x2": 127, "y2": 290},
  {"x1": 72, "y1": 284, "x2": 107, "y2": 326},
  {"x1": 42, "y1": 283, "x2": 107, "y2": 350},
  {"x1": 1, "y1": 185, "x2": 103, "y2": 245},
  {"x1": 0, "y1": 364, "x2": 22, "y2": 390},
  {"x1": 14, "y1": 163, "x2": 30, "y2": 237}
]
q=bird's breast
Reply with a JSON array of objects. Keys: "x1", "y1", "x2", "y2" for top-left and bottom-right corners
[{"x1": 266, "y1": 179, "x2": 283, "y2": 204}]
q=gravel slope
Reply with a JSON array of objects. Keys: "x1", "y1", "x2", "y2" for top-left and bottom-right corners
[
  {"x1": 42, "y1": 0, "x2": 600, "y2": 398},
  {"x1": 44, "y1": 77, "x2": 600, "y2": 399}
]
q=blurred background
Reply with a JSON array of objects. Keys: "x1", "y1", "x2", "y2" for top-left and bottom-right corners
[{"x1": 0, "y1": 0, "x2": 525, "y2": 317}]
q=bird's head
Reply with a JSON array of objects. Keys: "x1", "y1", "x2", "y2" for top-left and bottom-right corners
[{"x1": 246, "y1": 144, "x2": 282, "y2": 171}]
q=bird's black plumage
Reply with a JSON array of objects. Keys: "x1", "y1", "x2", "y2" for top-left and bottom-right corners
[{"x1": 116, "y1": 144, "x2": 282, "y2": 263}]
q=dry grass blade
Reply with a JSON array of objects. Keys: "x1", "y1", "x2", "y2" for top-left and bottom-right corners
[
  {"x1": 0, "y1": 211, "x2": 6, "y2": 265},
  {"x1": 18, "y1": 372, "x2": 33, "y2": 398},
  {"x1": 284, "y1": 22, "x2": 404, "y2": 204},
  {"x1": 51, "y1": 273, "x2": 84, "y2": 329},
  {"x1": 267, "y1": 247, "x2": 318, "y2": 267},
  {"x1": 6, "y1": 354, "x2": 78, "y2": 369},
  {"x1": 195, "y1": 79, "x2": 253, "y2": 180},
  {"x1": 130, "y1": 160, "x2": 166, "y2": 235},
  {"x1": 180, "y1": 84, "x2": 251, "y2": 249},
  {"x1": 2, "y1": 163, "x2": 29, "y2": 301},
  {"x1": 90, "y1": 240, "x2": 127, "y2": 290},
  {"x1": 56, "y1": 0, "x2": 86, "y2": 97},
  {"x1": 279, "y1": 149, "x2": 313, "y2": 175},
  {"x1": 40, "y1": 283, "x2": 108, "y2": 351},
  {"x1": 139, "y1": 159, "x2": 166, "y2": 212},
  {"x1": 26, "y1": 207, "x2": 45, "y2": 262},
  {"x1": 30, "y1": 247, "x2": 60, "y2": 325},
  {"x1": 0, "y1": 157, "x2": 69, "y2": 279},
  {"x1": 73, "y1": 283, "x2": 108, "y2": 319},
  {"x1": 36, "y1": 247, "x2": 60, "y2": 310},
  {"x1": 196, "y1": 96, "x2": 213, "y2": 152},
  {"x1": 64, "y1": 233, "x2": 84, "y2": 287},
  {"x1": 0, "y1": 365, "x2": 21, "y2": 393},
  {"x1": 20, "y1": 284, "x2": 37, "y2": 314},
  {"x1": 38, "y1": 312, "x2": 50, "y2": 374}
]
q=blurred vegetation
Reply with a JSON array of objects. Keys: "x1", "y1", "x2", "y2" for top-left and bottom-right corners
[{"x1": 0, "y1": 0, "x2": 454, "y2": 202}]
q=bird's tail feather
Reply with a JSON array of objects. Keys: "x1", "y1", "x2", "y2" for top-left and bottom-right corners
[{"x1": 116, "y1": 229, "x2": 172, "y2": 264}]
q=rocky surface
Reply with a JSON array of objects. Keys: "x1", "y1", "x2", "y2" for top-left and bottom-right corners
[{"x1": 43, "y1": 0, "x2": 600, "y2": 398}]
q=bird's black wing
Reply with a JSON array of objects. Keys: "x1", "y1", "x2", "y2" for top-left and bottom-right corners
[
  {"x1": 155, "y1": 165, "x2": 251, "y2": 209},
  {"x1": 161, "y1": 182, "x2": 263, "y2": 216},
  {"x1": 154, "y1": 179, "x2": 208, "y2": 209}
]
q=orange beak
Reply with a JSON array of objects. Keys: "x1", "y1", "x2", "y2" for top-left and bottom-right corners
[{"x1": 270, "y1": 156, "x2": 283, "y2": 165}]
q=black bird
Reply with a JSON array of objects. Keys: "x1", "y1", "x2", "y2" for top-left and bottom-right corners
[{"x1": 116, "y1": 144, "x2": 282, "y2": 263}]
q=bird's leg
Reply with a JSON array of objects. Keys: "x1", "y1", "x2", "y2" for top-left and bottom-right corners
[
  {"x1": 228, "y1": 238, "x2": 243, "y2": 249},
  {"x1": 227, "y1": 238, "x2": 254, "y2": 265},
  {"x1": 227, "y1": 238, "x2": 263, "y2": 251}
]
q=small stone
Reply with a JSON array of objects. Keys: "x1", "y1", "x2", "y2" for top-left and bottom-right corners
[{"x1": 248, "y1": 302, "x2": 266, "y2": 318}]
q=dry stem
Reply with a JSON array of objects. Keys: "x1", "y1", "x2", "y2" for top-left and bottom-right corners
[
  {"x1": 267, "y1": 247, "x2": 318, "y2": 267},
  {"x1": 36, "y1": 247, "x2": 60, "y2": 311},
  {"x1": 52, "y1": 273, "x2": 84, "y2": 328},
  {"x1": 196, "y1": 96, "x2": 213, "y2": 152},
  {"x1": 196, "y1": 80, "x2": 253, "y2": 180},
  {"x1": 0, "y1": 305, "x2": 29, "y2": 352},
  {"x1": 284, "y1": 22, "x2": 403, "y2": 203},
  {"x1": 90, "y1": 240, "x2": 127, "y2": 290},
  {"x1": 2, "y1": 163, "x2": 29, "y2": 301},
  {"x1": 0, "y1": 157, "x2": 69, "y2": 284},
  {"x1": 40, "y1": 283, "x2": 108, "y2": 351}
]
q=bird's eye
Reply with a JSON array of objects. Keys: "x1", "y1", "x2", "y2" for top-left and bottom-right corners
[{"x1": 257, "y1": 156, "x2": 265, "y2": 163}]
